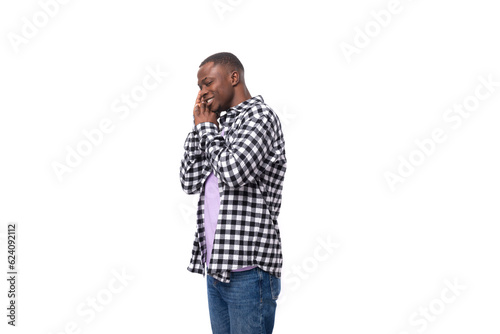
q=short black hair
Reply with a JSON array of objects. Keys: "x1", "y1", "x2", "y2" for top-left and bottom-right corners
[{"x1": 199, "y1": 52, "x2": 244, "y2": 74}]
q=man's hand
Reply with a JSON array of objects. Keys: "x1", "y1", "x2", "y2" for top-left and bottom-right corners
[{"x1": 194, "y1": 91, "x2": 219, "y2": 130}]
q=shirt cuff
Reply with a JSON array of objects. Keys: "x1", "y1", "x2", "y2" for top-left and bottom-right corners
[
  {"x1": 195, "y1": 122, "x2": 219, "y2": 151},
  {"x1": 183, "y1": 130, "x2": 202, "y2": 159}
]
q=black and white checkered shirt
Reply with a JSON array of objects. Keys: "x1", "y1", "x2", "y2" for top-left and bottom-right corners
[{"x1": 180, "y1": 95, "x2": 287, "y2": 283}]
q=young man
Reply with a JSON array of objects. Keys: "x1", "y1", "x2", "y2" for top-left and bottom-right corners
[{"x1": 179, "y1": 52, "x2": 287, "y2": 334}]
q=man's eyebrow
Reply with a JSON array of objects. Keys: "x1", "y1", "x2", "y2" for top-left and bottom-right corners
[{"x1": 197, "y1": 77, "x2": 209, "y2": 89}]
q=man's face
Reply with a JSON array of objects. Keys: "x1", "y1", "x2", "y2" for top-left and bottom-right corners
[{"x1": 197, "y1": 62, "x2": 234, "y2": 114}]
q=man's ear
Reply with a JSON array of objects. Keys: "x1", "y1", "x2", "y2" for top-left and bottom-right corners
[{"x1": 230, "y1": 70, "x2": 240, "y2": 87}]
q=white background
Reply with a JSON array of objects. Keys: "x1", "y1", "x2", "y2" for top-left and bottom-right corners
[{"x1": 1, "y1": 0, "x2": 499, "y2": 333}]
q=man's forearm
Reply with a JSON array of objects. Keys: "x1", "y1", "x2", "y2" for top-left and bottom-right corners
[
  {"x1": 195, "y1": 113, "x2": 274, "y2": 188},
  {"x1": 179, "y1": 130, "x2": 210, "y2": 194}
]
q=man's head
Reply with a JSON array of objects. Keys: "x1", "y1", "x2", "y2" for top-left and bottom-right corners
[{"x1": 197, "y1": 52, "x2": 250, "y2": 114}]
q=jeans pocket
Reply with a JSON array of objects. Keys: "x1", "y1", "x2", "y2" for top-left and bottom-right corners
[{"x1": 269, "y1": 274, "x2": 281, "y2": 300}]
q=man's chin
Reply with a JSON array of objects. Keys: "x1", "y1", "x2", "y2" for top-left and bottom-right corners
[{"x1": 210, "y1": 104, "x2": 221, "y2": 116}]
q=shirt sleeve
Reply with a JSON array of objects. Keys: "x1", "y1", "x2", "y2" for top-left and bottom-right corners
[
  {"x1": 195, "y1": 110, "x2": 275, "y2": 188},
  {"x1": 179, "y1": 122, "x2": 211, "y2": 195}
]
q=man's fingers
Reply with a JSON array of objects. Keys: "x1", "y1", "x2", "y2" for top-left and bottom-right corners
[
  {"x1": 193, "y1": 91, "x2": 217, "y2": 128},
  {"x1": 200, "y1": 100, "x2": 206, "y2": 114},
  {"x1": 193, "y1": 98, "x2": 201, "y2": 118},
  {"x1": 194, "y1": 91, "x2": 202, "y2": 115}
]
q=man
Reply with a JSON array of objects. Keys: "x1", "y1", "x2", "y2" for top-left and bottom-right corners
[{"x1": 179, "y1": 52, "x2": 287, "y2": 334}]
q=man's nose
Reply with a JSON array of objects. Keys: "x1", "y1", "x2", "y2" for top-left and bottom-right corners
[{"x1": 200, "y1": 88, "x2": 209, "y2": 99}]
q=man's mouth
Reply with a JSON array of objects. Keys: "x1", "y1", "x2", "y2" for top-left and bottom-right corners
[{"x1": 206, "y1": 97, "x2": 214, "y2": 104}]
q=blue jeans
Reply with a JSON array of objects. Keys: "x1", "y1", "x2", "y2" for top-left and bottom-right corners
[{"x1": 206, "y1": 267, "x2": 281, "y2": 334}]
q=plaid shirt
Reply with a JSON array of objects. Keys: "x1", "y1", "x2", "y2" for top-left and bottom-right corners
[{"x1": 180, "y1": 95, "x2": 287, "y2": 283}]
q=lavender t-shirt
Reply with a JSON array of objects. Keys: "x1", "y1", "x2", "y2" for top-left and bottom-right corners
[{"x1": 204, "y1": 128, "x2": 256, "y2": 272}]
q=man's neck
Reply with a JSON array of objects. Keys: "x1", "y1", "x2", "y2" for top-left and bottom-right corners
[{"x1": 230, "y1": 87, "x2": 252, "y2": 109}]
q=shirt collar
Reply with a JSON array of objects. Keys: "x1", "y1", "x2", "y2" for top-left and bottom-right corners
[{"x1": 219, "y1": 95, "x2": 264, "y2": 127}]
